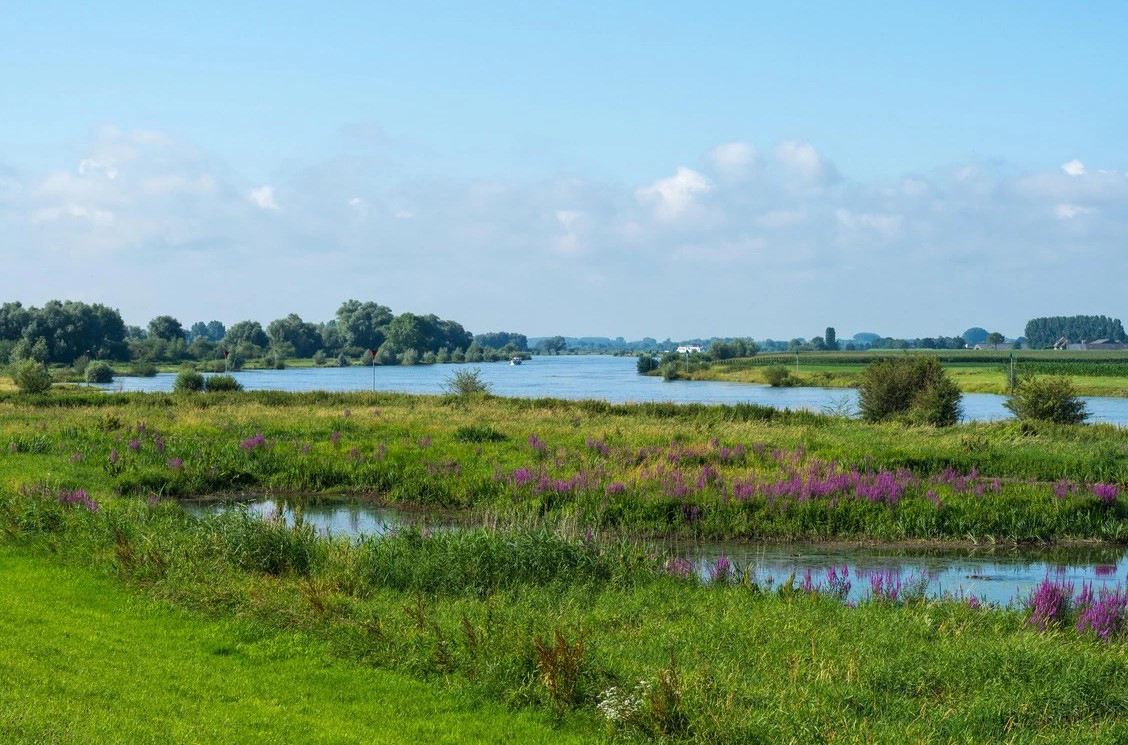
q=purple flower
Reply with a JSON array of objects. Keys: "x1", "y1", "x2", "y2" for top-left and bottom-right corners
[
  {"x1": 128, "y1": 438, "x2": 141, "y2": 453},
  {"x1": 329, "y1": 431, "x2": 341, "y2": 446},
  {"x1": 527, "y1": 434, "x2": 548, "y2": 454},
  {"x1": 166, "y1": 457, "x2": 184, "y2": 471},
  {"x1": 57, "y1": 488, "x2": 99, "y2": 512},
  {"x1": 70, "y1": 452, "x2": 83, "y2": 463},
  {"x1": 604, "y1": 481, "x2": 626, "y2": 495},
  {"x1": 1093, "y1": 483, "x2": 1120, "y2": 505},
  {"x1": 708, "y1": 554, "x2": 732, "y2": 583},
  {"x1": 108, "y1": 448, "x2": 120, "y2": 465},
  {"x1": 1025, "y1": 576, "x2": 1075, "y2": 631},
  {"x1": 153, "y1": 436, "x2": 166, "y2": 453},
  {"x1": 343, "y1": 409, "x2": 352, "y2": 417},
  {"x1": 666, "y1": 557, "x2": 694, "y2": 579},
  {"x1": 418, "y1": 436, "x2": 432, "y2": 449}
]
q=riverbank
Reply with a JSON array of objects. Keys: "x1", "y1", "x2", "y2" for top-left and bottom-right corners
[{"x1": 656, "y1": 351, "x2": 1128, "y2": 398}]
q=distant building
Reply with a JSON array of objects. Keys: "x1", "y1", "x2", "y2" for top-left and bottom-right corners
[
  {"x1": 1056, "y1": 337, "x2": 1128, "y2": 351},
  {"x1": 676, "y1": 345, "x2": 703, "y2": 354}
]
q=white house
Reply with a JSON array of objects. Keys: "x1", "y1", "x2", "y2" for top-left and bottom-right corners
[{"x1": 676, "y1": 345, "x2": 703, "y2": 354}]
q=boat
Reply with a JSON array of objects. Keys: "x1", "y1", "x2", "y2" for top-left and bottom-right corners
[{"x1": 510, "y1": 356, "x2": 522, "y2": 365}]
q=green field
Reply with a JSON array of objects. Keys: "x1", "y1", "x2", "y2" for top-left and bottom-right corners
[
  {"x1": 664, "y1": 350, "x2": 1128, "y2": 397},
  {"x1": 3, "y1": 390, "x2": 1128, "y2": 741}
]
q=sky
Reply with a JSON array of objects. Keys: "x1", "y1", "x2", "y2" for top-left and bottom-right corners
[{"x1": 1, "y1": 1, "x2": 1126, "y2": 340}]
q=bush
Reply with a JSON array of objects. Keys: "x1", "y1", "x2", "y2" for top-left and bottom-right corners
[
  {"x1": 857, "y1": 356, "x2": 962, "y2": 426},
  {"x1": 130, "y1": 360, "x2": 159, "y2": 377},
  {"x1": 336, "y1": 354, "x2": 350, "y2": 367},
  {"x1": 10, "y1": 359, "x2": 52, "y2": 394},
  {"x1": 173, "y1": 370, "x2": 205, "y2": 393},
  {"x1": 313, "y1": 350, "x2": 327, "y2": 366},
  {"x1": 1005, "y1": 376, "x2": 1089, "y2": 424},
  {"x1": 636, "y1": 354, "x2": 659, "y2": 374},
  {"x1": 204, "y1": 374, "x2": 243, "y2": 392},
  {"x1": 763, "y1": 366, "x2": 794, "y2": 387},
  {"x1": 444, "y1": 367, "x2": 492, "y2": 396},
  {"x1": 84, "y1": 361, "x2": 114, "y2": 383}
]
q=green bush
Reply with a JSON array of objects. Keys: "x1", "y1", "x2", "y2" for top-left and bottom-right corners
[
  {"x1": 763, "y1": 366, "x2": 794, "y2": 387},
  {"x1": 204, "y1": 374, "x2": 243, "y2": 392},
  {"x1": 84, "y1": 361, "x2": 114, "y2": 383},
  {"x1": 336, "y1": 354, "x2": 350, "y2": 367},
  {"x1": 313, "y1": 350, "x2": 327, "y2": 366},
  {"x1": 636, "y1": 354, "x2": 659, "y2": 374},
  {"x1": 444, "y1": 368, "x2": 491, "y2": 396},
  {"x1": 1005, "y1": 376, "x2": 1089, "y2": 424},
  {"x1": 857, "y1": 356, "x2": 962, "y2": 426},
  {"x1": 130, "y1": 360, "x2": 159, "y2": 377},
  {"x1": 172, "y1": 370, "x2": 205, "y2": 393},
  {"x1": 9, "y1": 359, "x2": 53, "y2": 394}
]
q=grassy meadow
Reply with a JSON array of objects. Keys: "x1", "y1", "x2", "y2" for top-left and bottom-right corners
[
  {"x1": 4, "y1": 389, "x2": 1128, "y2": 741},
  {"x1": 667, "y1": 350, "x2": 1128, "y2": 397}
]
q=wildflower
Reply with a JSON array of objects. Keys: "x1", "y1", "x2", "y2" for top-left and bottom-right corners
[
  {"x1": 128, "y1": 438, "x2": 141, "y2": 453},
  {"x1": 69, "y1": 452, "x2": 83, "y2": 463},
  {"x1": 527, "y1": 433, "x2": 548, "y2": 454},
  {"x1": 57, "y1": 488, "x2": 99, "y2": 512},
  {"x1": 417, "y1": 436, "x2": 432, "y2": 449},
  {"x1": 329, "y1": 431, "x2": 341, "y2": 446},
  {"x1": 167, "y1": 457, "x2": 184, "y2": 471},
  {"x1": 1025, "y1": 576, "x2": 1075, "y2": 631},
  {"x1": 240, "y1": 433, "x2": 267, "y2": 451},
  {"x1": 343, "y1": 408, "x2": 352, "y2": 417},
  {"x1": 708, "y1": 554, "x2": 732, "y2": 583},
  {"x1": 1093, "y1": 483, "x2": 1120, "y2": 505},
  {"x1": 665, "y1": 557, "x2": 694, "y2": 579},
  {"x1": 108, "y1": 448, "x2": 120, "y2": 465},
  {"x1": 153, "y1": 435, "x2": 166, "y2": 453}
]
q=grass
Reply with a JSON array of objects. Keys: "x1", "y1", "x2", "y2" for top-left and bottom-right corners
[
  {"x1": 670, "y1": 350, "x2": 1128, "y2": 397},
  {"x1": 5, "y1": 495, "x2": 1128, "y2": 742},
  {"x1": 0, "y1": 543, "x2": 588, "y2": 744},
  {"x1": 2, "y1": 390, "x2": 1128, "y2": 543}
]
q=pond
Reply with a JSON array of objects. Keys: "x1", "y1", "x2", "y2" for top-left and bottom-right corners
[
  {"x1": 183, "y1": 497, "x2": 1128, "y2": 605},
  {"x1": 95, "y1": 355, "x2": 1128, "y2": 424}
]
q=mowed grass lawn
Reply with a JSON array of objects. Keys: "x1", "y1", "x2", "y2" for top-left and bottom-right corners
[{"x1": 0, "y1": 545, "x2": 590, "y2": 745}]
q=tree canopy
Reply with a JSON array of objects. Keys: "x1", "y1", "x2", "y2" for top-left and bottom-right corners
[{"x1": 1024, "y1": 315, "x2": 1127, "y2": 349}]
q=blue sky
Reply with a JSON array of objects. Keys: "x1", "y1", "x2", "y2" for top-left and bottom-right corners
[{"x1": 2, "y1": 1, "x2": 1126, "y2": 339}]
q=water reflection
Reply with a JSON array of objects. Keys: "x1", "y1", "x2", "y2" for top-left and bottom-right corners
[{"x1": 184, "y1": 496, "x2": 1128, "y2": 606}]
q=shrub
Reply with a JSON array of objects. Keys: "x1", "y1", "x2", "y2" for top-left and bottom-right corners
[
  {"x1": 636, "y1": 354, "x2": 659, "y2": 374},
  {"x1": 84, "y1": 361, "x2": 114, "y2": 383},
  {"x1": 857, "y1": 356, "x2": 962, "y2": 426},
  {"x1": 130, "y1": 360, "x2": 159, "y2": 377},
  {"x1": 453, "y1": 424, "x2": 508, "y2": 443},
  {"x1": 204, "y1": 374, "x2": 243, "y2": 392},
  {"x1": 400, "y1": 348, "x2": 419, "y2": 366},
  {"x1": 660, "y1": 364, "x2": 681, "y2": 381},
  {"x1": 313, "y1": 350, "x2": 327, "y2": 366},
  {"x1": 1005, "y1": 376, "x2": 1089, "y2": 425},
  {"x1": 10, "y1": 359, "x2": 52, "y2": 394},
  {"x1": 336, "y1": 354, "x2": 350, "y2": 367},
  {"x1": 763, "y1": 366, "x2": 794, "y2": 387},
  {"x1": 173, "y1": 370, "x2": 205, "y2": 393},
  {"x1": 444, "y1": 367, "x2": 492, "y2": 396}
]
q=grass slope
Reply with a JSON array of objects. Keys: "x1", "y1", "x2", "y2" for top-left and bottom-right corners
[{"x1": 0, "y1": 544, "x2": 588, "y2": 744}]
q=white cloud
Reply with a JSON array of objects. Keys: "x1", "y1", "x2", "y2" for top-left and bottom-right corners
[
  {"x1": 1061, "y1": 159, "x2": 1086, "y2": 177},
  {"x1": 707, "y1": 142, "x2": 758, "y2": 180},
  {"x1": 636, "y1": 167, "x2": 711, "y2": 221},
  {"x1": 1055, "y1": 203, "x2": 1094, "y2": 219},
  {"x1": 248, "y1": 185, "x2": 279, "y2": 210}
]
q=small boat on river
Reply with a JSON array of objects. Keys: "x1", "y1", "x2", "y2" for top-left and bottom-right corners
[{"x1": 510, "y1": 356, "x2": 522, "y2": 365}]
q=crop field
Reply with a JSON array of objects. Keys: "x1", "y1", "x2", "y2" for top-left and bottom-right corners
[{"x1": 3, "y1": 390, "x2": 1128, "y2": 742}]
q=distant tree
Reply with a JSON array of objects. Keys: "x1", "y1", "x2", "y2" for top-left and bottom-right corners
[
  {"x1": 384, "y1": 313, "x2": 426, "y2": 355},
  {"x1": 539, "y1": 336, "x2": 567, "y2": 354},
  {"x1": 224, "y1": 321, "x2": 269, "y2": 349},
  {"x1": 475, "y1": 332, "x2": 529, "y2": 351},
  {"x1": 961, "y1": 327, "x2": 989, "y2": 346},
  {"x1": 825, "y1": 327, "x2": 837, "y2": 350},
  {"x1": 1024, "y1": 315, "x2": 1127, "y2": 349},
  {"x1": 10, "y1": 358, "x2": 52, "y2": 394},
  {"x1": 266, "y1": 314, "x2": 321, "y2": 357},
  {"x1": 986, "y1": 332, "x2": 1005, "y2": 349},
  {"x1": 148, "y1": 315, "x2": 185, "y2": 342},
  {"x1": 811, "y1": 336, "x2": 826, "y2": 351},
  {"x1": 335, "y1": 300, "x2": 393, "y2": 350}
]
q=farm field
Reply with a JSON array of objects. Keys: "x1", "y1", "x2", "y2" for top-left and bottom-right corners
[
  {"x1": 4, "y1": 390, "x2": 1128, "y2": 741},
  {"x1": 672, "y1": 350, "x2": 1128, "y2": 397}
]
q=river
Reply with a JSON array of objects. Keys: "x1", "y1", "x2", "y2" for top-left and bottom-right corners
[{"x1": 95, "y1": 355, "x2": 1128, "y2": 424}]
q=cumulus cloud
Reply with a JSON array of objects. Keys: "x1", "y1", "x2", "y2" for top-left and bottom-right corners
[
  {"x1": 4, "y1": 127, "x2": 1128, "y2": 338},
  {"x1": 1061, "y1": 159, "x2": 1086, "y2": 177},
  {"x1": 636, "y1": 167, "x2": 712, "y2": 221},
  {"x1": 248, "y1": 185, "x2": 279, "y2": 210}
]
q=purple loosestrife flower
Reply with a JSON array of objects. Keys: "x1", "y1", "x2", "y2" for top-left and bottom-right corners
[
  {"x1": 154, "y1": 436, "x2": 166, "y2": 453},
  {"x1": 708, "y1": 554, "x2": 732, "y2": 584},
  {"x1": 108, "y1": 448, "x2": 120, "y2": 465},
  {"x1": 128, "y1": 438, "x2": 141, "y2": 453},
  {"x1": 57, "y1": 488, "x2": 99, "y2": 512},
  {"x1": 1076, "y1": 585, "x2": 1128, "y2": 641},
  {"x1": 1093, "y1": 483, "x2": 1120, "y2": 505},
  {"x1": 1025, "y1": 577, "x2": 1075, "y2": 631},
  {"x1": 70, "y1": 452, "x2": 83, "y2": 463},
  {"x1": 527, "y1": 433, "x2": 548, "y2": 455},
  {"x1": 241, "y1": 433, "x2": 267, "y2": 451},
  {"x1": 167, "y1": 457, "x2": 183, "y2": 471},
  {"x1": 604, "y1": 481, "x2": 626, "y2": 495},
  {"x1": 329, "y1": 431, "x2": 341, "y2": 446},
  {"x1": 417, "y1": 436, "x2": 432, "y2": 449},
  {"x1": 665, "y1": 558, "x2": 695, "y2": 579},
  {"x1": 867, "y1": 569, "x2": 903, "y2": 603},
  {"x1": 824, "y1": 566, "x2": 851, "y2": 601},
  {"x1": 343, "y1": 409, "x2": 351, "y2": 417}
]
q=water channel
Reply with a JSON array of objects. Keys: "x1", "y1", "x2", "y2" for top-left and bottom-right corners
[
  {"x1": 95, "y1": 355, "x2": 1128, "y2": 424},
  {"x1": 183, "y1": 497, "x2": 1128, "y2": 606}
]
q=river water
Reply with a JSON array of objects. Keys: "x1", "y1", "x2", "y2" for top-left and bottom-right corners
[
  {"x1": 95, "y1": 355, "x2": 1128, "y2": 424},
  {"x1": 184, "y1": 497, "x2": 1128, "y2": 605}
]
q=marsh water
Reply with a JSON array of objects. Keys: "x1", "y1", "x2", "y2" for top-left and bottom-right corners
[
  {"x1": 183, "y1": 497, "x2": 1128, "y2": 605},
  {"x1": 96, "y1": 355, "x2": 1128, "y2": 424}
]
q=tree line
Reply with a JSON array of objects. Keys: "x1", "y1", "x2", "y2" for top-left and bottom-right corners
[
  {"x1": 1024, "y1": 315, "x2": 1126, "y2": 349},
  {"x1": 0, "y1": 299, "x2": 531, "y2": 368}
]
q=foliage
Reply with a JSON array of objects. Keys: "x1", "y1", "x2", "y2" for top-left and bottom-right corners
[
  {"x1": 0, "y1": 300, "x2": 128, "y2": 363},
  {"x1": 9, "y1": 359, "x2": 52, "y2": 394},
  {"x1": 539, "y1": 336, "x2": 567, "y2": 354},
  {"x1": 84, "y1": 361, "x2": 114, "y2": 383},
  {"x1": 857, "y1": 356, "x2": 962, "y2": 426},
  {"x1": 636, "y1": 354, "x2": 659, "y2": 374},
  {"x1": 267, "y1": 314, "x2": 322, "y2": 358},
  {"x1": 148, "y1": 315, "x2": 185, "y2": 342},
  {"x1": 709, "y1": 338, "x2": 757, "y2": 360},
  {"x1": 475, "y1": 331, "x2": 528, "y2": 351},
  {"x1": 129, "y1": 361, "x2": 159, "y2": 377},
  {"x1": 444, "y1": 367, "x2": 492, "y2": 396},
  {"x1": 1026, "y1": 315, "x2": 1127, "y2": 349},
  {"x1": 825, "y1": 327, "x2": 837, "y2": 350},
  {"x1": 1005, "y1": 376, "x2": 1090, "y2": 424},
  {"x1": 204, "y1": 374, "x2": 243, "y2": 392},
  {"x1": 962, "y1": 327, "x2": 989, "y2": 345},
  {"x1": 224, "y1": 320, "x2": 270, "y2": 348},
  {"x1": 762, "y1": 365, "x2": 794, "y2": 387},
  {"x1": 172, "y1": 370, "x2": 205, "y2": 393}
]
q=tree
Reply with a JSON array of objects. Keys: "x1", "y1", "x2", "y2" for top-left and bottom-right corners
[
  {"x1": 266, "y1": 314, "x2": 321, "y2": 357},
  {"x1": 9, "y1": 358, "x2": 52, "y2": 394},
  {"x1": 811, "y1": 336, "x2": 826, "y2": 351},
  {"x1": 476, "y1": 332, "x2": 528, "y2": 351},
  {"x1": 539, "y1": 336, "x2": 567, "y2": 354},
  {"x1": 225, "y1": 320, "x2": 269, "y2": 349},
  {"x1": 1005, "y1": 377, "x2": 1089, "y2": 424},
  {"x1": 335, "y1": 300, "x2": 393, "y2": 350},
  {"x1": 148, "y1": 315, "x2": 185, "y2": 342},
  {"x1": 825, "y1": 327, "x2": 837, "y2": 350},
  {"x1": 986, "y1": 332, "x2": 1005, "y2": 349},
  {"x1": 961, "y1": 327, "x2": 989, "y2": 346},
  {"x1": 1024, "y1": 315, "x2": 1127, "y2": 349},
  {"x1": 384, "y1": 313, "x2": 426, "y2": 355},
  {"x1": 857, "y1": 356, "x2": 962, "y2": 426}
]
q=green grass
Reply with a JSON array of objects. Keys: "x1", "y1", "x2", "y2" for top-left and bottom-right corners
[{"x1": 0, "y1": 543, "x2": 589, "y2": 744}]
